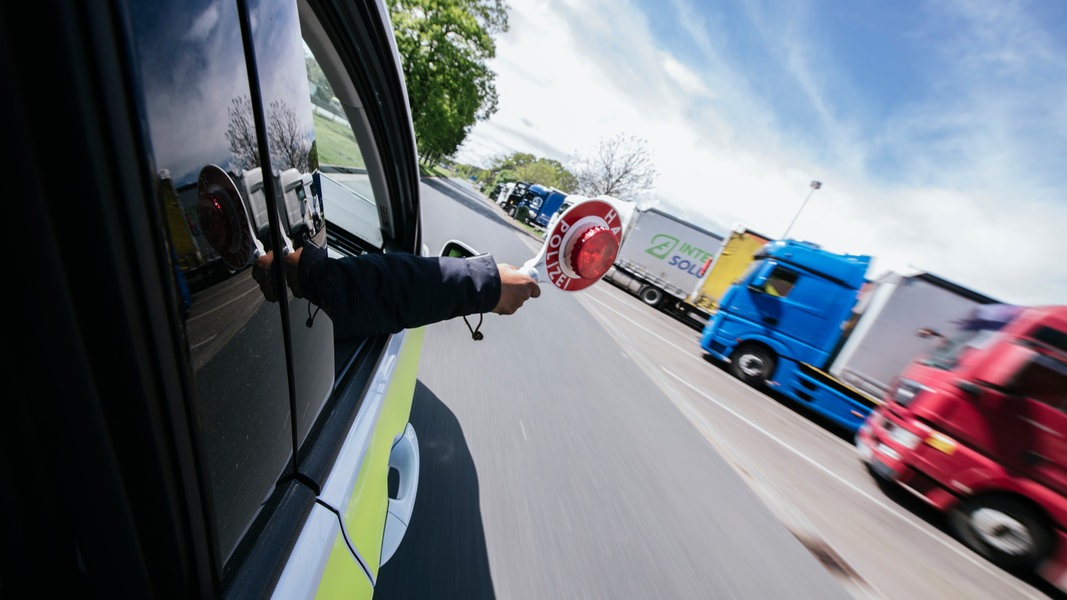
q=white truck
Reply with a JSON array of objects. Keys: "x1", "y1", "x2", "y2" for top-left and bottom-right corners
[
  {"x1": 603, "y1": 206, "x2": 725, "y2": 322},
  {"x1": 826, "y1": 268, "x2": 1001, "y2": 399}
]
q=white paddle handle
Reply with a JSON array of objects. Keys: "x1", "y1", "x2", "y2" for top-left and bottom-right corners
[{"x1": 519, "y1": 255, "x2": 541, "y2": 282}]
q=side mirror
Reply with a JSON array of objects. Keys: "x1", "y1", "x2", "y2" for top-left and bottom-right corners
[
  {"x1": 440, "y1": 239, "x2": 482, "y2": 258},
  {"x1": 747, "y1": 263, "x2": 772, "y2": 292},
  {"x1": 916, "y1": 327, "x2": 944, "y2": 339},
  {"x1": 954, "y1": 379, "x2": 982, "y2": 398}
]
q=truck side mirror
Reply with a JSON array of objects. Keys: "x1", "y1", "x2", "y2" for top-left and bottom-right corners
[
  {"x1": 746, "y1": 263, "x2": 773, "y2": 292},
  {"x1": 954, "y1": 379, "x2": 982, "y2": 398}
]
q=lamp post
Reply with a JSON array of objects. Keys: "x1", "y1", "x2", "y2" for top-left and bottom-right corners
[{"x1": 782, "y1": 180, "x2": 822, "y2": 239}]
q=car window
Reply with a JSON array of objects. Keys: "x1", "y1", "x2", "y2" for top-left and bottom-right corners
[
  {"x1": 305, "y1": 40, "x2": 385, "y2": 249},
  {"x1": 131, "y1": 0, "x2": 298, "y2": 570},
  {"x1": 130, "y1": 0, "x2": 399, "y2": 577},
  {"x1": 764, "y1": 267, "x2": 798, "y2": 297},
  {"x1": 1011, "y1": 354, "x2": 1067, "y2": 409}
]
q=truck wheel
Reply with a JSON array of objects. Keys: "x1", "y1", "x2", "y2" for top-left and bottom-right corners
[
  {"x1": 507, "y1": 206, "x2": 517, "y2": 217},
  {"x1": 730, "y1": 345, "x2": 776, "y2": 387},
  {"x1": 950, "y1": 496, "x2": 1051, "y2": 573},
  {"x1": 639, "y1": 286, "x2": 663, "y2": 307}
]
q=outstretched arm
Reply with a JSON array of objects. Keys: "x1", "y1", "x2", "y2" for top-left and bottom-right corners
[{"x1": 253, "y1": 243, "x2": 540, "y2": 338}]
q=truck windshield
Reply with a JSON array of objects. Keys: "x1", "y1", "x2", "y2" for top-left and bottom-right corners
[
  {"x1": 922, "y1": 327, "x2": 1000, "y2": 370},
  {"x1": 922, "y1": 303, "x2": 1023, "y2": 370}
]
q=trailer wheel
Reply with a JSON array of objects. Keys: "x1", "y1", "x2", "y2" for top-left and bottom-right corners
[
  {"x1": 639, "y1": 285, "x2": 664, "y2": 307},
  {"x1": 729, "y1": 344, "x2": 776, "y2": 387},
  {"x1": 949, "y1": 495, "x2": 1051, "y2": 573}
]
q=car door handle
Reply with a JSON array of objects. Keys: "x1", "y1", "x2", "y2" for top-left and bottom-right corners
[
  {"x1": 763, "y1": 317, "x2": 778, "y2": 325},
  {"x1": 382, "y1": 423, "x2": 419, "y2": 564}
]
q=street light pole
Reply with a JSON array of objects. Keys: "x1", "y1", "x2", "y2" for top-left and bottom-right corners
[{"x1": 782, "y1": 180, "x2": 822, "y2": 239}]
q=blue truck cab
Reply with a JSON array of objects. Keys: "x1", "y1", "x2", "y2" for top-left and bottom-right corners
[
  {"x1": 512, "y1": 184, "x2": 567, "y2": 228},
  {"x1": 700, "y1": 240, "x2": 880, "y2": 432}
]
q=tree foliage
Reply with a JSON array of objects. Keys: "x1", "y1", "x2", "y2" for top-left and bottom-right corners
[
  {"x1": 573, "y1": 134, "x2": 658, "y2": 200},
  {"x1": 483, "y1": 152, "x2": 577, "y2": 192},
  {"x1": 388, "y1": 0, "x2": 508, "y2": 165}
]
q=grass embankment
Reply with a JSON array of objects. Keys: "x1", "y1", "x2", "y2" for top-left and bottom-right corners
[{"x1": 313, "y1": 112, "x2": 543, "y2": 235}]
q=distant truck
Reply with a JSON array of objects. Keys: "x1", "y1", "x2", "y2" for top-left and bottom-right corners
[
  {"x1": 684, "y1": 224, "x2": 772, "y2": 325},
  {"x1": 603, "y1": 206, "x2": 725, "y2": 319},
  {"x1": 857, "y1": 304, "x2": 1067, "y2": 589},
  {"x1": 512, "y1": 184, "x2": 568, "y2": 228},
  {"x1": 699, "y1": 239, "x2": 999, "y2": 433},
  {"x1": 499, "y1": 180, "x2": 531, "y2": 212}
]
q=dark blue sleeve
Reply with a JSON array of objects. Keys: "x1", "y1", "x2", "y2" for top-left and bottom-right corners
[{"x1": 298, "y1": 243, "x2": 501, "y2": 339}]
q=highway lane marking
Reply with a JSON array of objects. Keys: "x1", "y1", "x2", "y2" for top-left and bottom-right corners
[
  {"x1": 663, "y1": 368, "x2": 1033, "y2": 591},
  {"x1": 520, "y1": 419, "x2": 528, "y2": 441},
  {"x1": 578, "y1": 292, "x2": 1033, "y2": 594}
]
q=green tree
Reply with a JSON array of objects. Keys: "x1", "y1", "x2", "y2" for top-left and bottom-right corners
[
  {"x1": 486, "y1": 152, "x2": 577, "y2": 192},
  {"x1": 388, "y1": 0, "x2": 508, "y2": 166},
  {"x1": 491, "y1": 168, "x2": 518, "y2": 187},
  {"x1": 490, "y1": 152, "x2": 537, "y2": 172}
]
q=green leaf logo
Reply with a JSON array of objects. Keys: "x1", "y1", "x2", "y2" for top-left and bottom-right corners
[{"x1": 646, "y1": 234, "x2": 678, "y2": 260}]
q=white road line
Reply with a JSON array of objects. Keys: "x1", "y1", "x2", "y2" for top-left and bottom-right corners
[
  {"x1": 581, "y1": 293, "x2": 695, "y2": 355},
  {"x1": 580, "y1": 292, "x2": 880, "y2": 449},
  {"x1": 580, "y1": 291, "x2": 1034, "y2": 594},
  {"x1": 520, "y1": 419, "x2": 528, "y2": 441},
  {"x1": 662, "y1": 367, "x2": 1033, "y2": 588}
]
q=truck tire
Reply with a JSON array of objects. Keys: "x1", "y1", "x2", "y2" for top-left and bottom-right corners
[
  {"x1": 639, "y1": 285, "x2": 664, "y2": 307},
  {"x1": 730, "y1": 344, "x2": 776, "y2": 388},
  {"x1": 949, "y1": 495, "x2": 1051, "y2": 573}
]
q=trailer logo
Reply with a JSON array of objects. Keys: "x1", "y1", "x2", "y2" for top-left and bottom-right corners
[
  {"x1": 646, "y1": 234, "x2": 679, "y2": 259},
  {"x1": 645, "y1": 234, "x2": 715, "y2": 278}
]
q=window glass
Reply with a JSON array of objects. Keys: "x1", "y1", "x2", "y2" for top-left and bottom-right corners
[
  {"x1": 1033, "y1": 326, "x2": 1067, "y2": 354},
  {"x1": 304, "y1": 41, "x2": 385, "y2": 248},
  {"x1": 247, "y1": 0, "x2": 340, "y2": 451},
  {"x1": 129, "y1": 0, "x2": 293, "y2": 571},
  {"x1": 1011, "y1": 355, "x2": 1067, "y2": 409},
  {"x1": 764, "y1": 267, "x2": 798, "y2": 297},
  {"x1": 923, "y1": 329, "x2": 1000, "y2": 370}
]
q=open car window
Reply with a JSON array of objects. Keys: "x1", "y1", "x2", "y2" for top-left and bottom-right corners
[{"x1": 304, "y1": 39, "x2": 385, "y2": 249}]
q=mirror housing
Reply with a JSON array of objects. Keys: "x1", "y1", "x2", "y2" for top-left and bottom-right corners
[
  {"x1": 954, "y1": 379, "x2": 983, "y2": 398},
  {"x1": 439, "y1": 239, "x2": 481, "y2": 258},
  {"x1": 747, "y1": 262, "x2": 773, "y2": 292}
]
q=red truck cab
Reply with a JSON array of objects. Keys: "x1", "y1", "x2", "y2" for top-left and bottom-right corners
[{"x1": 857, "y1": 304, "x2": 1067, "y2": 585}]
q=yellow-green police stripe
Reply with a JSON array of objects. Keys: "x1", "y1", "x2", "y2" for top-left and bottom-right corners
[{"x1": 317, "y1": 326, "x2": 424, "y2": 598}]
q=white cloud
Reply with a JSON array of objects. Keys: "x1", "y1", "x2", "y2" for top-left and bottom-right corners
[{"x1": 454, "y1": 0, "x2": 1067, "y2": 306}]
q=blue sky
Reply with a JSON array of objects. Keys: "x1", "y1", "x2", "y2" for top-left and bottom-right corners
[{"x1": 452, "y1": 0, "x2": 1067, "y2": 306}]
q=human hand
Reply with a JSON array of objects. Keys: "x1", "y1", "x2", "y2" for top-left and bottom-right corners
[
  {"x1": 282, "y1": 247, "x2": 304, "y2": 298},
  {"x1": 492, "y1": 264, "x2": 541, "y2": 315},
  {"x1": 252, "y1": 251, "x2": 279, "y2": 302},
  {"x1": 251, "y1": 248, "x2": 304, "y2": 302}
]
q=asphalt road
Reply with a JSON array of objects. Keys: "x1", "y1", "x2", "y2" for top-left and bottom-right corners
[{"x1": 376, "y1": 178, "x2": 1064, "y2": 600}]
